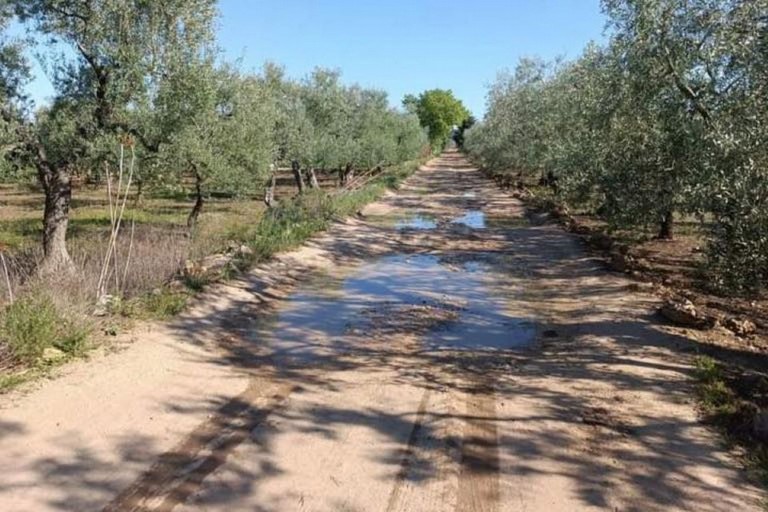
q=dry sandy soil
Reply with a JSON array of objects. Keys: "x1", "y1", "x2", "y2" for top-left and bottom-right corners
[{"x1": 0, "y1": 152, "x2": 764, "y2": 511}]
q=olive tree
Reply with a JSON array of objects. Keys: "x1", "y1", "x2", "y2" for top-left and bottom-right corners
[
  {"x1": 157, "y1": 62, "x2": 277, "y2": 227},
  {"x1": 11, "y1": 0, "x2": 218, "y2": 271},
  {"x1": 0, "y1": 2, "x2": 29, "y2": 181},
  {"x1": 466, "y1": 0, "x2": 768, "y2": 293}
]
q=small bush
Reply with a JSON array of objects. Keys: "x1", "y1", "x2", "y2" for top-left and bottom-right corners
[
  {"x1": 1, "y1": 293, "x2": 90, "y2": 364},
  {"x1": 2, "y1": 295, "x2": 58, "y2": 363}
]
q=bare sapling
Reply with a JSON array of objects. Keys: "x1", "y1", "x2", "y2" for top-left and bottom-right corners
[
  {"x1": 96, "y1": 143, "x2": 136, "y2": 302},
  {"x1": 0, "y1": 251, "x2": 13, "y2": 305}
]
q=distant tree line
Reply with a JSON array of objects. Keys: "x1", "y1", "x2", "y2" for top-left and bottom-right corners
[{"x1": 465, "y1": 0, "x2": 768, "y2": 295}]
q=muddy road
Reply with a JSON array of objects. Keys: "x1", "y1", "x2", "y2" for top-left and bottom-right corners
[{"x1": 0, "y1": 152, "x2": 763, "y2": 511}]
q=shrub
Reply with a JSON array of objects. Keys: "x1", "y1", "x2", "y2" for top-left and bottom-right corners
[
  {"x1": 2, "y1": 294, "x2": 57, "y2": 363},
  {"x1": 1, "y1": 292, "x2": 89, "y2": 364}
]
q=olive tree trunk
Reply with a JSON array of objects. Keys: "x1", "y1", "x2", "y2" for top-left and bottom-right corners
[
  {"x1": 187, "y1": 168, "x2": 204, "y2": 229},
  {"x1": 36, "y1": 146, "x2": 73, "y2": 272},
  {"x1": 340, "y1": 163, "x2": 354, "y2": 187},
  {"x1": 291, "y1": 160, "x2": 305, "y2": 194},
  {"x1": 658, "y1": 210, "x2": 674, "y2": 240}
]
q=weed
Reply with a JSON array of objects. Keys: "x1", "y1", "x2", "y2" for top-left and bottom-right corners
[
  {"x1": 0, "y1": 371, "x2": 32, "y2": 393},
  {"x1": 2, "y1": 294, "x2": 58, "y2": 363},
  {"x1": 1, "y1": 292, "x2": 90, "y2": 364},
  {"x1": 694, "y1": 356, "x2": 768, "y2": 487},
  {"x1": 121, "y1": 290, "x2": 188, "y2": 320}
]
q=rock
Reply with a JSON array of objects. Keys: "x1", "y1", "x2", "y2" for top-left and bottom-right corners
[
  {"x1": 659, "y1": 298, "x2": 708, "y2": 328},
  {"x1": 753, "y1": 409, "x2": 768, "y2": 443},
  {"x1": 93, "y1": 294, "x2": 116, "y2": 317},
  {"x1": 609, "y1": 250, "x2": 634, "y2": 273},
  {"x1": 236, "y1": 245, "x2": 253, "y2": 257},
  {"x1": 551, "y1": 204, "x2": 570, "y2": 219},
  {"x1": 201, "y1": 253, "x2": 232, "y2": 273},
  {"x1": 42, "y1": 347, "x2": 66, "y2": 362},
  {"x1": 588, "y1": 233, "x2": 613, "y2": 251},
  {"x1": 571, "y1": 222, "x2": 592, "y2": 235},
  {"x1": 183, "y1": 259, "x2": 200, "y2": 277},
  {"x1": 167, "y1": 279, "x2": 186, "y2": 292},
  {"x1": 724, "y1": 317, "x2": 757, "y2": 337}
]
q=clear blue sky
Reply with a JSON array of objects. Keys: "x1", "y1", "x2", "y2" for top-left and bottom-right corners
[{"x1": 21, "y1": 0, "x2": 608, "y2": 117}]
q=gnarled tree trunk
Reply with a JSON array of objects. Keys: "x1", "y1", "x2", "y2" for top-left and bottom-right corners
[
  {"x1": 36, "y1": 146, "x2": 73, "y2": 273},
  {"x1": 291, "y1": 160, "x2": 305, "y2": 194},
  {"x1": 340, "y1": 163, "x2": 354, "y2": 187},
  {"x1": 187, "y1": 168, "x2": 204, "y2": 229}
]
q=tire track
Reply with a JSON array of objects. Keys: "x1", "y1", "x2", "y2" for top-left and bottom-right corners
[
  {"x1": 385, "y1": 389, "x2": 432, "y2": 512},
  {"x1": 103, "y1": 376, "x2": 294, "y2": 512},
  {"x1": 457, "y1": 380, "x2": 499, "y2": 512}
]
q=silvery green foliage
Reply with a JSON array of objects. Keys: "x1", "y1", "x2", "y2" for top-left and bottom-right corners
[
  {"x1": 467, "y1": 0, "x2": 768, "y2": 294},
  {"x1": 13, "y1": 0, "x2": 220, "y2": 159},
  {"x1": 156, "y1": 62, "x2": 279, "y2": 197},
  {"x1": 0, "y1": 1, "x2": 29, "y2": 180},
  {"x1": 264, "y1": 66, "x2": 426, "y2": 172},
  {"x1": 2, "y1": 0, "x2": 427, "y2": 264}
]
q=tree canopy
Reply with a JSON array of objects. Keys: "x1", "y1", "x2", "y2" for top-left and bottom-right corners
[{"x1": 404, "y1": 89, "x2": 470, "y2": 150}]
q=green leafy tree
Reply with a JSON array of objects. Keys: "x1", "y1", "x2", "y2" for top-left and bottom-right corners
[
  {"x1": 10, "y1": 0, "x2": 218, "y2": 271},
  {"x1": 406, "y1": 89, "x2": 470, "y2": 150}
]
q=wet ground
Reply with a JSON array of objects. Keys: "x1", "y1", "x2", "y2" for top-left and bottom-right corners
[{"x1": 0, "y1": 152, "x2": 763, "y2": 511}]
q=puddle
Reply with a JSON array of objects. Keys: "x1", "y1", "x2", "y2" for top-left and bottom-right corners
[
  {"x1": 255, "y1": 254, "x2": 535, "y2": 365},
  {"x1": 395, "y1": 215, "x2": 438, "y2": 230},
  {"x1": 450, "y1": 210, "x2": 485, "y2": 229}
]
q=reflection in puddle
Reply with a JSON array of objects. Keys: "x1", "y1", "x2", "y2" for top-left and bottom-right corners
[
  {"x1": 450, "y1": 210, "x2": 485, "y2": 229},
  {"x1": 395, "y1": 215, "x2": 437, "y2": 230},
  {"x1": 256, "y1": 254, "x2": 535, "y2": 366}
]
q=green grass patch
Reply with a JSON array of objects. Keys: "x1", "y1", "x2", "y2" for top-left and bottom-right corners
[
  {"x1": 0, "y1": 371, "x2": 33, "y2": 393},
  {"x1": 694, "y1": 356, "x2": 768, "y2": 489},
  {"x1": 119, "y1": 290, "x2": 189, "y2": 320}
]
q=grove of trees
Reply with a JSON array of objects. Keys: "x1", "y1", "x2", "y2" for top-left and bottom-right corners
[
  {"x1": 0, "y1": 0, "x2": 428, "y2": 273},
  {"x1": 465, "y1": 0, "x2": 768, "y2": 295}
]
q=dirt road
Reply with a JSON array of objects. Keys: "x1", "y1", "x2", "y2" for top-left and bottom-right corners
[{"x1": 0, "y1": 152, "x2": 763, "y2": 511}]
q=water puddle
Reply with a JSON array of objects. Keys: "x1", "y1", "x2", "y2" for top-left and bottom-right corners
[
  {"x1": 255, "y1": 254, "x2": 535, "y2": 366},
  {"x1": 394, "y1": 215, "x2": 438, "y2": 230},
  {"x1": 450, "y1": 210, "x2": 486, "y2": 229}
]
